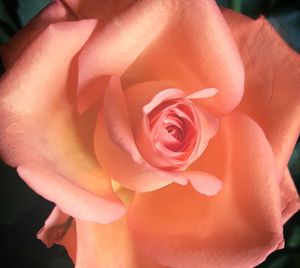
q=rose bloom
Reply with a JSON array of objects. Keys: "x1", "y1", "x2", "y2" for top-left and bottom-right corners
[{"x1": 0, "y1": 0, "x2": 299, "y2": 267}]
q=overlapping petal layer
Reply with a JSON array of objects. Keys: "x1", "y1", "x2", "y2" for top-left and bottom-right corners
[
  {"x1": 223, "y1": 9, "x2": 300, "y2": 176},
  {"x1": 71, "y1": 0, "x2": 244, "y2": 114},
  {"x1": 39, "y1": 190, "x2": 164, "y2": 268},
  {"x1": 0, "y1": 20, "x2": 125, "y2": 223},
  {"x1": 222, "y1": 9, "x2": 300, "y2": 221}
]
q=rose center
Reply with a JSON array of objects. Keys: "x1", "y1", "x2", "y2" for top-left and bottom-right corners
[{"x1": 145, "y1": 98, "x2": 200, "y2": 171}]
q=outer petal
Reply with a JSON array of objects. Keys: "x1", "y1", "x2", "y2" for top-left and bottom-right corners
[
  {"x1": 76, "y1": 0, "x2": 244, "y2": 115},
  {"x1": 128, "y1": 113, "x2": 284, "y2": 268},
  {"x1": 222, "y1": 9, "x2": 300, "y2": 176},
  {"x1": 0, "y1": 20, "x2": 124, "y2": 223},
  {"x1": 0, "y1": 0, "x2": 75, "y2": 68},
  {"x1": 37, "y1": 206, "x2": 71, "y2": 248},
  {"x1": 38, "y1": 207, "x2": 77, "y2": 263}
]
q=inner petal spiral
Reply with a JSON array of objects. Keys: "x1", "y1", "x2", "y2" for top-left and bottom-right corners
[{"x1": 145, "y1": 98, "x2": 201, "y2": 171}]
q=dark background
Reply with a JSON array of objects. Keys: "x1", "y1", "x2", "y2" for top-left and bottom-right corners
[{"x1": 0, "y1": 0, "x2": 299, "y2": 267}]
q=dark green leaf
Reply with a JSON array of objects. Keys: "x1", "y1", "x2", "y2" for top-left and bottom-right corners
[
  {"x1": 287, "y1": 226, "x2": 300, "y2": 248},
  {"x1": 0, "y1": 161, "x2": 40, "y2": 225},
  {"x1": 267, "y1": 7, "x2": 300, "y2": 53},
  {"x1": 17, "y1": 0, "x2": 51, "y2": 26}
]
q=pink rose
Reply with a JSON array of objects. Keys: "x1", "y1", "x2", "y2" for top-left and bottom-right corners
[{"x1": 0, "y1": 0, "x2": 299, "y2": 267}]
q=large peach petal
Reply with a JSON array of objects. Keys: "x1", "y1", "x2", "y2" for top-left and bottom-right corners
[
  {"x1": 0, "y1": 1, "x2": 75, "y2": 69},
  {"x1": 74, "y1": 219, "x2": 163, "y2": 268},
  {"x1": 123, "y1": 0, "x2": 244, "y2": 115},
  {"x1": 128, "y1": 113, "x2": 284, "y2": 268},
  {"x1": 222, "y1": 9, "x2": 300, "y2": 176},
  {"x1": 0, "y1": 20, "x2": 124, "y2": 223}
]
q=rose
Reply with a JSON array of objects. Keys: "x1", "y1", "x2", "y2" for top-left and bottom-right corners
[{"x1": 0, "y1": 0, "x2": 299, "y2": 267}]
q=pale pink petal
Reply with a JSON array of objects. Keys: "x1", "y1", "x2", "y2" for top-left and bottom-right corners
[
  {"x1": 186, "y1": 88, "x2": 219, "y2": 99},
  {"x1": 128, "y1": 112, "x2": 284, "y2": 268},
  {"x1": 143, "y1": 88, "x2": 184, "y2": 114},
  {"x1": 186, "y1": 171, "x2": 223, "y2": 196},
  {"x1": 0, "y1": 20, "x2": 124, "y2": 224}
]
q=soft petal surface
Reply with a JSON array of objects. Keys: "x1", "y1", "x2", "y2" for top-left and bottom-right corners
[
  {"x1": 186, "y1": 171, "x2": 222, "y2": 196},
  {"x1": 76, "y1": 0, "x2": 244, "y2": 114},
  {"x1": 123, "y1": 0, "x2": 244, "y2": 115},
  {"x1": 0, "y1": 20, "x2": 124, "y2": 223},
  {"x1": 76, "y1": 0, "x2": 173, "y2": 112},
  {"x1": 128, "y1": 113, "x2": 284, "y2": 268},
  {"x1": 74, "y1": 218, "x2": 163, "y2": 268},
  {"x1": 0, "y1": 0, "x2": 75, "y2": 68},
  {"x1": 222, "y1": 9, "x2": 300, "y2": 175},
  {"x1": 280, "y1": 168, "x2": 300, "y2": 224}
]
